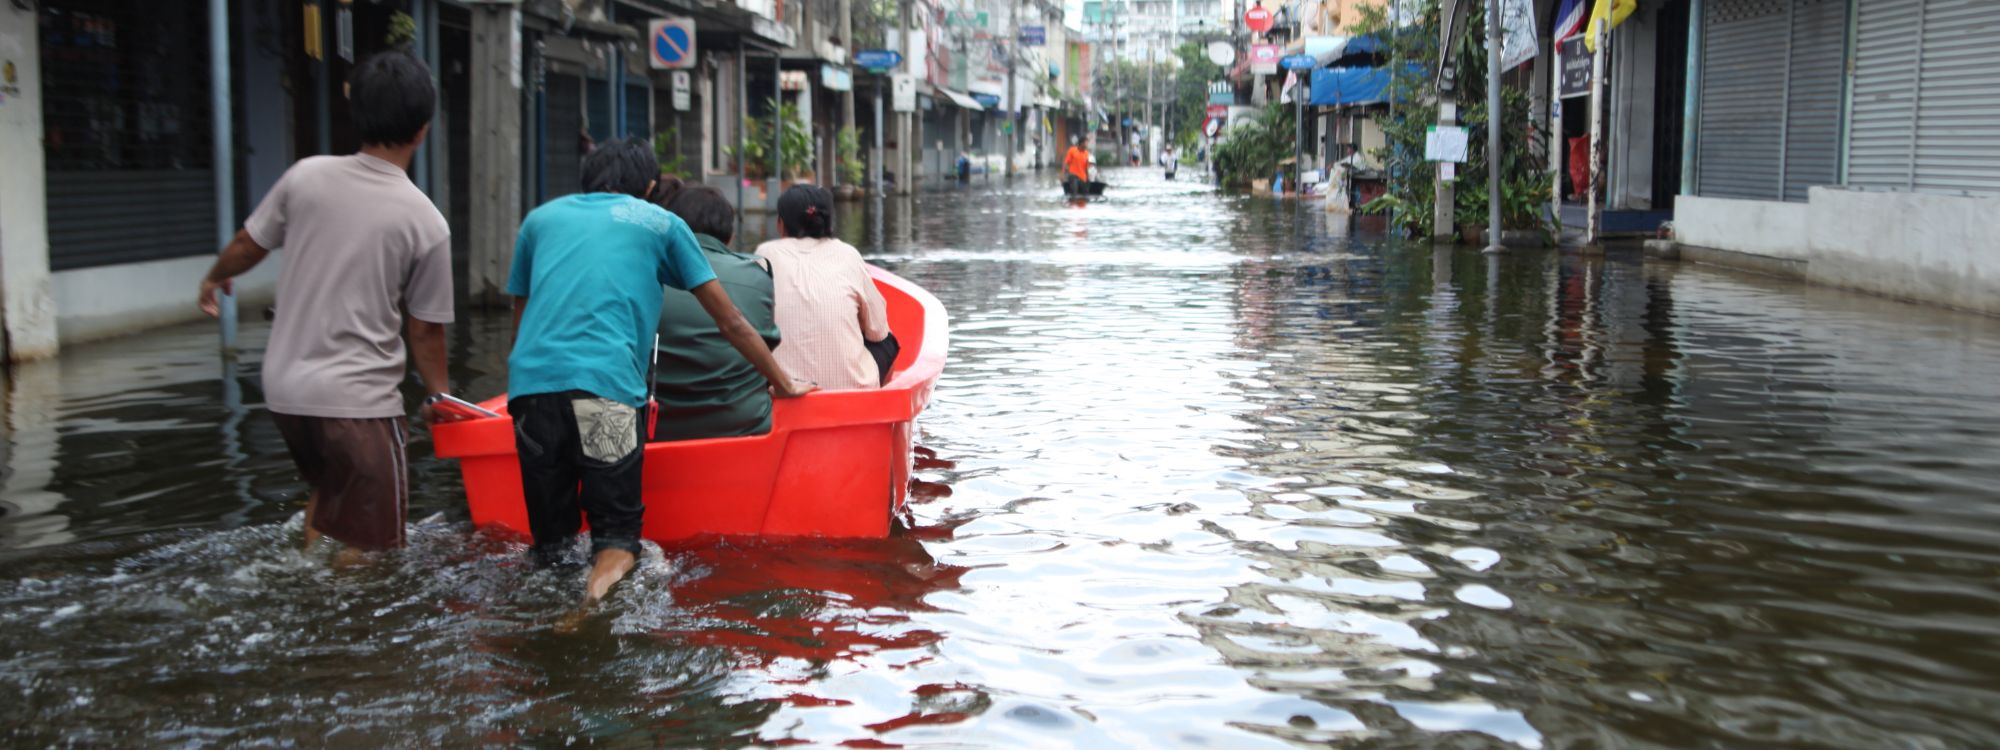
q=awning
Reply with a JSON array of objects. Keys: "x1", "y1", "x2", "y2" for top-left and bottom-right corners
[
  {"x1": 938, "y1": 88, "x2": 985, "y2": 110},
  {"x1": 1309, "y1": 66, "x2": 1393, "y2": 107},
  {"x1": 1034, "y1": 95, "x2": 1060, "y2": 109}
]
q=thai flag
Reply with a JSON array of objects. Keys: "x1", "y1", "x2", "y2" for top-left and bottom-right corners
[{"x1": 1555, "y1": 0, "x2": 1588, "y2": 42}]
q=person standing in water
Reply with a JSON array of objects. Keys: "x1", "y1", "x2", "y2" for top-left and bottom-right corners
[
  {"x1": 197, "y1": 50, "x2": 453, "y2": 556},
  {"x1": 1063, "y1": 136, "x2": 1092, "y2": 194},
  {"x1": 505, "y1": 139, "x2": 812, "y2": 604}
]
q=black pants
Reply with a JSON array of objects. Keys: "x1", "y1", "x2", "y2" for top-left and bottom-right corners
[{"x1": 510, "y1": 391, "x2": 645, "y2": 563}]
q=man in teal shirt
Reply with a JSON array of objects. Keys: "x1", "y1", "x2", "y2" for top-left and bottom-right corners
[
  {"x1": 654, "y1": 185, "x2": 783, "y2": 440},
  {"x1": 506, "y1": 139, "x2": 812, "y2": 604}
]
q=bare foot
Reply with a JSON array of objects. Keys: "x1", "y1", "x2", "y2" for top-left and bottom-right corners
[{"x1": 582, "y1": 549, "x2": 638, "y2": 605}]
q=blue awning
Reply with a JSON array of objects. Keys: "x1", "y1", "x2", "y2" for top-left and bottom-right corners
[{"x1": 1309, "y1": 66, "x2": 1392, "y2": 107}]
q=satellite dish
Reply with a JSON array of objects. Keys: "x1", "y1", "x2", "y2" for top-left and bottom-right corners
[{"x1": 1207, "y1": 41, "x2": 1236, "y2": 66}]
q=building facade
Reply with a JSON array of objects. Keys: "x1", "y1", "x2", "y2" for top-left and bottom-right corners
[{"x1": 1673, "y1": 0, "x2": 2000, "y2": 314}]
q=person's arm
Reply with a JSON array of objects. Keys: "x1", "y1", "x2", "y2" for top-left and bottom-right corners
[
  {"x1": 198, "y1": 230, "x2": 271, "y2": 317},
  {"x1": 407, "y1": 318, "x2": 450, "y2": 422},
  {"x1": 854, "y1": 256, "x2": 890, "y2": 344},
  {"x1": 690, "y1": 280, "x2": 813, "y2": 398}
]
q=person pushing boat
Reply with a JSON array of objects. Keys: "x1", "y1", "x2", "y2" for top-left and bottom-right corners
[
  {"x1": 504, "y1": 138, "x2": 812, "y2": 604},
  {"x1": 1063, "y1": 136, "x2": 1092, "y2": 196}
]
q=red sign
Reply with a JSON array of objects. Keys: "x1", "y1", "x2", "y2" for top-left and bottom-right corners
[
  {"x1": 1250, "y1": 44, "x2": 1280, "y2": 73},
  {"x1": 1244, "y1": 2, "x2": 1273, "y2": 34}
]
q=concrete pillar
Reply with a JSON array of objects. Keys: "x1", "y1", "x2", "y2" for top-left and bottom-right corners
[
  {"x1": 0, "y1": 5, "x2": 60, "y2": 361},
  {"x1": 1433, "y1": 0, "x2": 1466, "y2": 241},
  {"x1": 468, "y1": 6, "x2": 523, "y2": 307}
]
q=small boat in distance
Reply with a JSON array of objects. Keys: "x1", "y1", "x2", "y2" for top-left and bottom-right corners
[{"x1": 431, "y1": 265, "x2": 948, "y2": 541}]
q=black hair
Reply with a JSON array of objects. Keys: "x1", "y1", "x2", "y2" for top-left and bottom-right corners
[
  {"x1": 581, "y1": 138, "x2": 660, "y2": 198},
  {"x1": 348, "y1": 50, "x2": 436, "y2": 147},
  {"x1": 776, "y1": 184, "x2": 835, "y2": 239},
  {"x1": 650, "y1": 174, "x2": 686, "y2": 209},
  {"x1": 665, "y1": 185, "x2": 736, "y2": 245}
]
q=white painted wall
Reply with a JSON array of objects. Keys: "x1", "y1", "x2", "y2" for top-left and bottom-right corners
[
  {"x1": 1807, "y1": 187, "x2": 2000, "y2": 317},
  {"x1": 0, "y1": 5, "x2": 59, "y2": 361},
  {"x1": 1673, "y1": 195, "x2": 1813, "y2": 261},
  {"x1": 52, "y1": 256, "x2": 280, "y2": 346}
]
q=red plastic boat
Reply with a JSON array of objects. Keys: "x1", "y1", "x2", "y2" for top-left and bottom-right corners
[{"x1": 431, "y1": 265, "x2": 948, "y2": 541}]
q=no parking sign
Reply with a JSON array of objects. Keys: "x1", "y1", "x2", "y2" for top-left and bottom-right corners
[{"x1": 649, "y1": 18, "x2": 696, "y2": 70}]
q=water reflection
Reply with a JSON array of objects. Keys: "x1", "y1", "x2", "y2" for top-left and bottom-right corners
[{"x1": 4, "y1": 167, "x2": 2000, "y2": 747}]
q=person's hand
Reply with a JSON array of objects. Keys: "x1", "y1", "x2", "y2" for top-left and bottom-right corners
[
  {"x1": 772, "y1": 378, "x2": 817, "y2": 399},
  {"x1": 197, "y1": 276, "x2": 233, "y2": 317}
]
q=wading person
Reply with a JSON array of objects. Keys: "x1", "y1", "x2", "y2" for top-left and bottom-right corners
[
  {"x1": 755, "y1": 185, "x2": 893, "y2": 391},
  {"x1": 653, "y1": 185, "x2": 783, "y2": 441},
  {"x1": 506, "y1": 139, "x2": 811, "y2": 603},
  {"x1": 197, "y1": 50, "x2": 453, "y2": 555},
  {"x1": 1063, "y1": 136, "x2": 1091, "y2": 195}
]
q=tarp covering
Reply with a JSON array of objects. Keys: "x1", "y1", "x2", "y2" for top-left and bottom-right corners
[{"x1": 1309, "y1": 66, "x2": 1392, "y2": 106}]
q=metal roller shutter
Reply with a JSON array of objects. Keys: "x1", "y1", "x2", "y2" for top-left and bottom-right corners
[
  {"x1": 1912, "y1": 0, "x2": 2000, "y2": 195},
  {"x1": 1847, "y1": 0, "x2": 2000, "y2": 196},
  {"x1": 1696, "y1": 0, "x2": 1849, "y2": 202},
  {"x1": 40, "y1": 0, "x2": 218, "y2": 270},
  {"x1": 545, "y1": 74, "x2": 584, "y2": 199},
  {"x1": 1697, "y1": 0, "x2": 1788, "y2": 200},
  {"x1": 1780, "y1": 0, "x2": 1846, "y2": 201}
]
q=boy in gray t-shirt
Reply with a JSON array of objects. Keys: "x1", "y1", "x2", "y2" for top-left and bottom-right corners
[{"x1": 197, "y1": 50, "x2": 453, "y2": 553}]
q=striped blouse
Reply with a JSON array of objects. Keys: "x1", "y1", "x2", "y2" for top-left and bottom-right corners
[{"x1": 754, "y1": 237, "x2": 891, "y2": 391}]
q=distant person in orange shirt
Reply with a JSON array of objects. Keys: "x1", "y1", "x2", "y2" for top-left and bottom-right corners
[{"x1": 1063, "y1": 136, "x2": 1091, "y2": 194}]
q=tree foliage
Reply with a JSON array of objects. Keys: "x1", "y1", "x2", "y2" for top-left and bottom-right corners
[{"x1": 1213, "y1": 104, "x2": 1292, "y2": 188}]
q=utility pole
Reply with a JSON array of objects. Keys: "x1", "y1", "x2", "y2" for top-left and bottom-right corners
[
  {"x1": 897, "y1": 0, "x2": 915, "y2": 195},
  {"x1": 1586, "y1": 16, "x2": 1607, "y2": 246},
  {"x1": 840, "y1": 0, "x2": 855, "y2": 176},
  {"x1": 1433, "y1": 0, "x2": 1466, "y2": 240},
  {"x1": 1005, "y1": 0, "x2": 1019, "y2": 177},
  {"x1": 1145, "y1": 40, "x2": 1154, "y2": 165},
  {"x1": 1482, "y1": 0, "x2": 1504, "y2": 253}
]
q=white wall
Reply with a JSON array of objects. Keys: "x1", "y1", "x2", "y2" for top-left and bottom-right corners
[
  {"x1": 1676, "y1": 189, "x2": 2000, "y2": 316},
  {"x1": 0, "y1": 5, "x2": 59, "y2": 361},
  {"x1": 1807, "y1": 188, "x2": 2000, "y2": 317},
  {"x1": 52, "y1": 256, "x2": 280, "y2": 346},
  {"x1": 1673, "y1": 196, "x2": 1812, "y2": 261}
]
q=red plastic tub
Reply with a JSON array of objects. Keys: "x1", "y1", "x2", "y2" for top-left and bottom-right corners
[{"x1": 431, "y1": 265, "x2": 948, "y2": 541}]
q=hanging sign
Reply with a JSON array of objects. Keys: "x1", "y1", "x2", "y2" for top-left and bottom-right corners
[
  {"x1": 855, "y1": 49, "x2": 903, "y2": 71},
  {"x1": 1020, "y1": 26, "x2": 1046, "y2": 46},
  {"x1": 671, "y1": 70, "x2": 692, "y2": 110},
  {"x1": 1250, "y1": 44, "x2": 1280, "y2": 75},
  {"x1": 1499, "y1": 0, "x2": 1538, "y2": 72},
  {"x1": 1280, "y1": 54, "x2": 1317, "y2": 71},
  {"x1": 821, "y1": 64, "x2": 853, "y2": 92},
  {"x1": 1244, "y1": 2, "x2": 1274, "y2": 34},
  {"x1": 649, "y1": 18, "x2": 697, "y2": 69}
]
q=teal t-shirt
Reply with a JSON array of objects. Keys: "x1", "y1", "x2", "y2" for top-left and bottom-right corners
[{"x1": 506, "y1": 193, "x2": 718, "y2": 408}]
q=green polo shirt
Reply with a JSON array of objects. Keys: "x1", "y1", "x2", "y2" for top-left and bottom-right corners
[{"x1": 652, "y1": 233, "x2": 782, "y2": 441}]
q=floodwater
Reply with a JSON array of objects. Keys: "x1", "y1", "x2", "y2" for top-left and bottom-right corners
[{"x1": 5, "y1": 168, "x2": 2000, "y2": 748}]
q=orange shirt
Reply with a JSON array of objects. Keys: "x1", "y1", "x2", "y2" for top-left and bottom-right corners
[{"x1": 1064, "y1": 146, "x2": 1091, "y2": 181}]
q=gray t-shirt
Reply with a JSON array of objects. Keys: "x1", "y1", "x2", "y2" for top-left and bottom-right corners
[{"x1": 246, "y1": 153, "x2": 453, "y2": 419}]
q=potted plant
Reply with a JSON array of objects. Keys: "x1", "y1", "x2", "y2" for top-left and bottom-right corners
[{"x1": 834, "y1": 126, "x2": 866, "y2": 200}]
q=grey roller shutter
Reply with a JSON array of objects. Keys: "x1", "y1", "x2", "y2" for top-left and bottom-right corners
[
  {"x1": 1697, "y1": 0, "x2": 1788, "y2": 200},
  {"x1": 1695, "y1": 0, "x2": 1849, "y2": 202},
  {"x1": 1780, "y1": 0, "x2": 1846, "y2": 201},
  {"x1": 1913, "y1": 0, "x2": 2000, "y2": 195},
  {"x1": 1847, "y1": 0, "x2": 2000, "y2": 196}
]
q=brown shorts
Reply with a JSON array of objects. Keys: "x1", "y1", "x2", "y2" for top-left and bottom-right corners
[{"x1": 272, "y1": 413, "x2": 409, "y2": 551}]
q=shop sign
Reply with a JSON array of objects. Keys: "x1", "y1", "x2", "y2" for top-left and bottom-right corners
[
  {"x1": 1280, "y1": 54, "x2": 1317, "y2": 71},
  {"x1": 1020, "y1": 26, "x2": 1046, "y2": 46},
  {"x1": 821, "y1": 64, "x2": 853, "y2": 92},
  {"x1": 1250, "y1": 44, "x2": 1280, "y2": 75},
  {"x1": 1559, "y1": 36, "x2": 1591, "y2": 98}
]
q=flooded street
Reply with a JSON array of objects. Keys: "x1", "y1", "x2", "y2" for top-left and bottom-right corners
[{"x1": 5, "y1": 167, "x2": 2000, "y2": 747}]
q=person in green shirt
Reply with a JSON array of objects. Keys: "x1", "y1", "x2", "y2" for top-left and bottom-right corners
[{"x1": 653, "y1": 185, "x2": 786, "y2": 440}]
